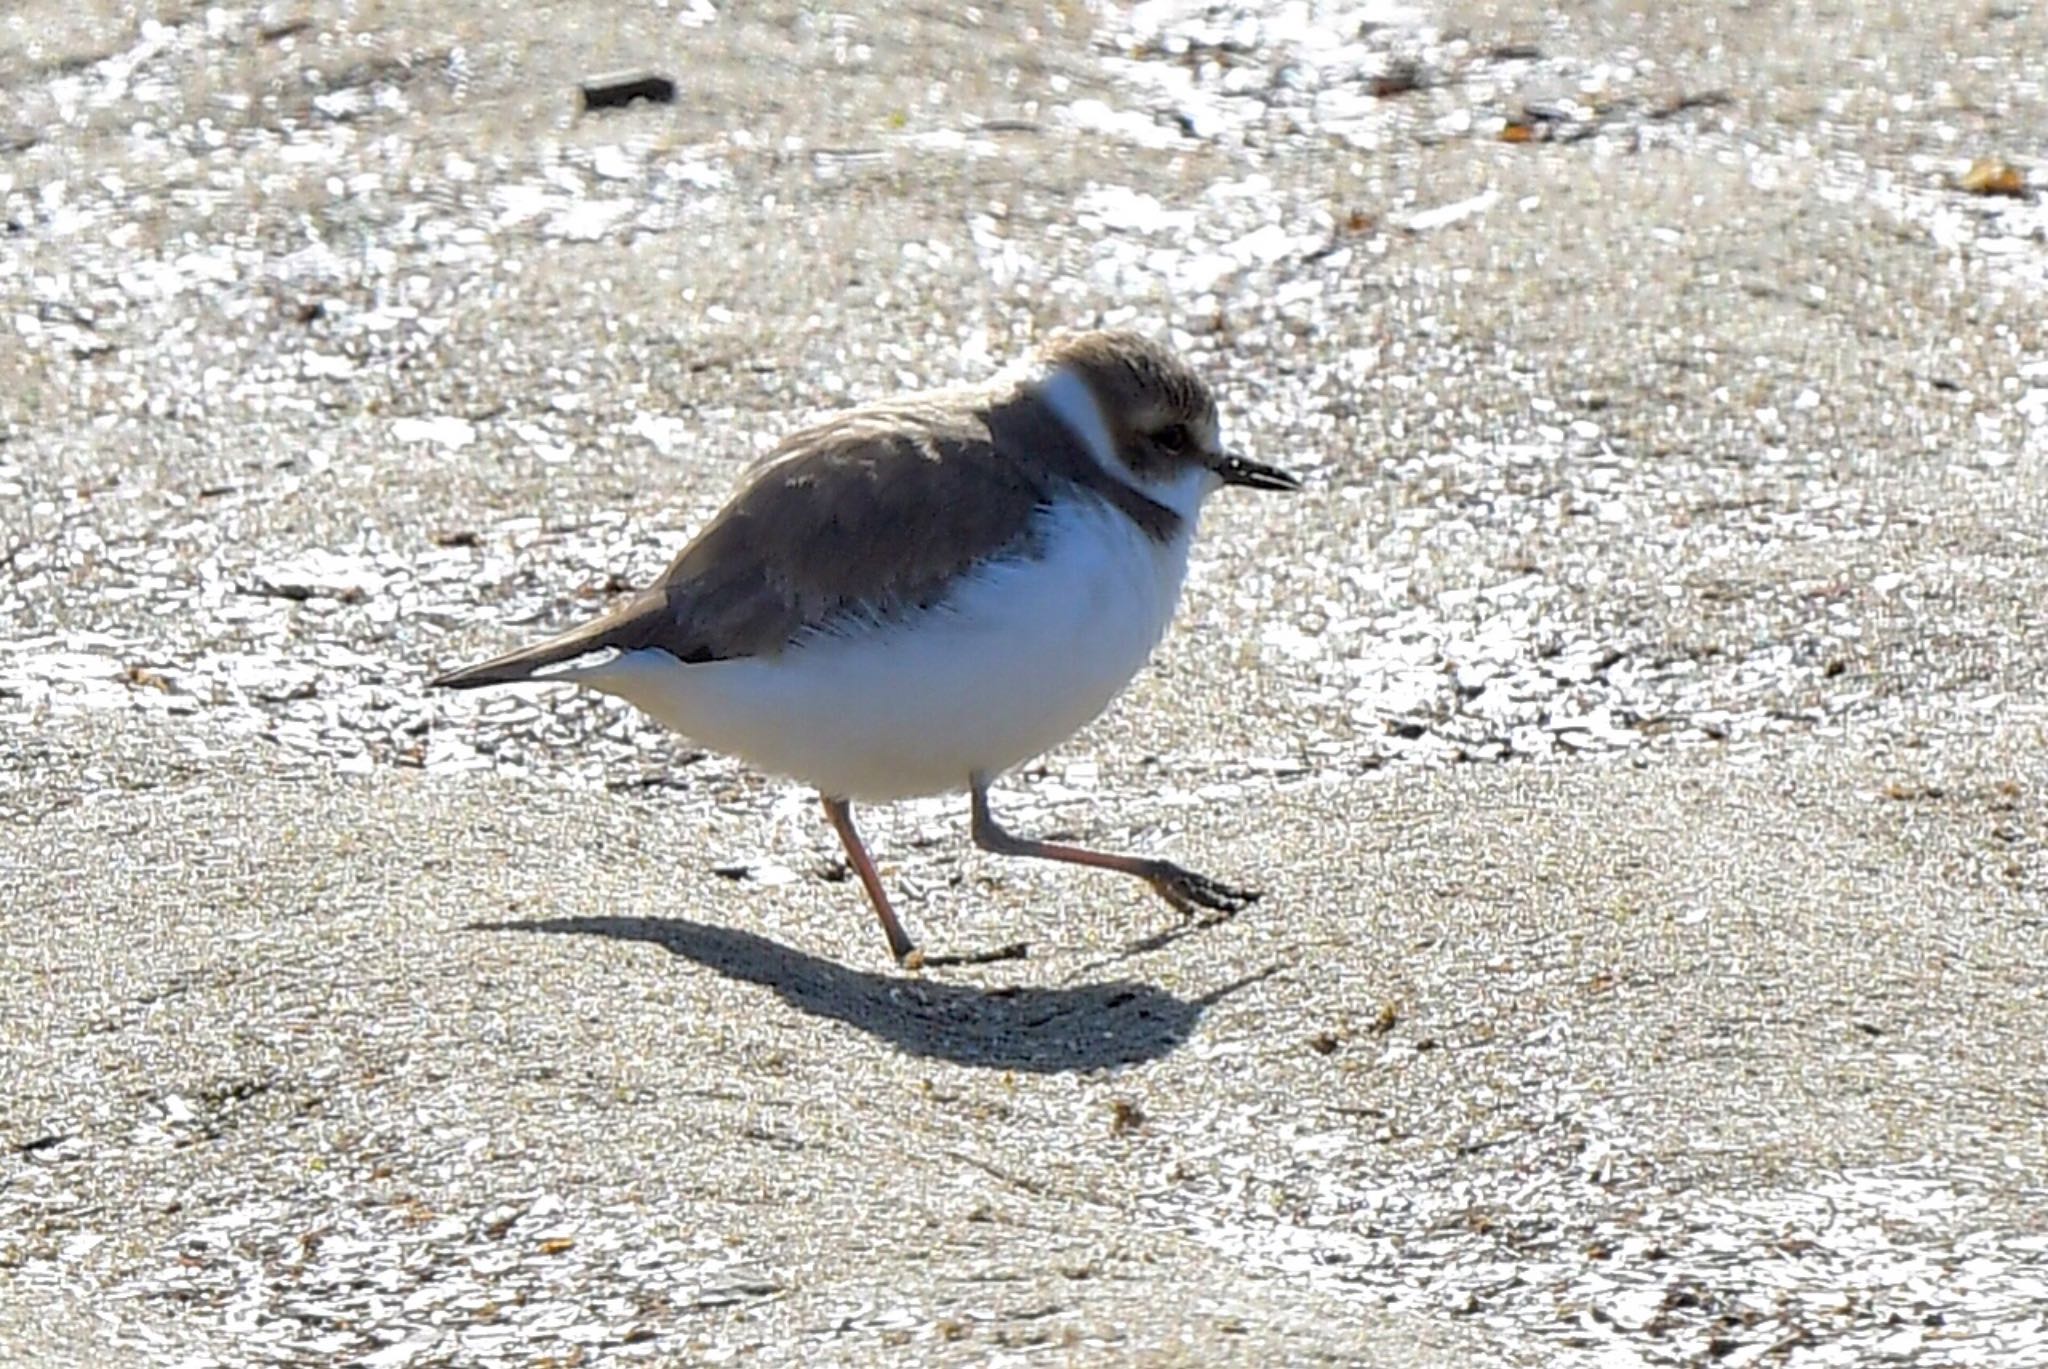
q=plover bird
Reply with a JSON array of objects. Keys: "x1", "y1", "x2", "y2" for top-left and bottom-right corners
[{"x1": 433, "y1": 330, "x2": 1300, "y2": 964}]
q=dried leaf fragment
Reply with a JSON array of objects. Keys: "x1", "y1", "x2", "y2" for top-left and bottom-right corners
[{"x1": 1958, "y1": 159, "x2": 2027, "y2": 198}]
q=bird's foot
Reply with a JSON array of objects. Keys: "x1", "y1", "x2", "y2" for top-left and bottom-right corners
[{"x1": 1146, "y1": 863, "x2": 1262, "y2": 918}]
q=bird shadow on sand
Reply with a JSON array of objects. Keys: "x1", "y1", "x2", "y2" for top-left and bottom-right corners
[{"x1": 471, "y1": 915, "x2": 1276, "y2": 1074}]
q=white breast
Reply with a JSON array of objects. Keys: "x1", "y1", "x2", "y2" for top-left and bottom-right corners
[{"x1": 576, "y1": 493, "x2": 1197, "y2": 801}]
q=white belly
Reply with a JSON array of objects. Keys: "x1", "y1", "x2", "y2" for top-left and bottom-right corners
[{"x1": 573, "y1": 496, "x2": 1194, "y2": 801}]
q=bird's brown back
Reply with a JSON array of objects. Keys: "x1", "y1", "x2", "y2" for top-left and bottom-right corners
[{"x1": 584, "y1": 385, "x2": 1181, "y2": 665}]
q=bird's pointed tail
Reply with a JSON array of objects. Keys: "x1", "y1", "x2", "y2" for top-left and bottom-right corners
[{"x1": 429, "y1": 616, "x2": 631, "y2": 690}]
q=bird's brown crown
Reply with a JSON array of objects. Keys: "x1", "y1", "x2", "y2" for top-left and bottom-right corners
[{"x1": 1035, "y1": 330, "x2": 1223, "y2": 483}]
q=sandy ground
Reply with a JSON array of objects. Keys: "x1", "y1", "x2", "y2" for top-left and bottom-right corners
[{"x1": 3, "y1": 1, "x2": 2046, "y2": 1364}]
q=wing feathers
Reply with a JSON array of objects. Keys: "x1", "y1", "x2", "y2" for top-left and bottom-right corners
[{"x1": 431, "y1": 384, "x2": 1170, "y2": 686}]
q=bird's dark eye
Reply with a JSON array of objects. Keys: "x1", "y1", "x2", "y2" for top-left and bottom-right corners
[{"x1": 1155, "y1": 423, "x2": 1190, "y2": 453}]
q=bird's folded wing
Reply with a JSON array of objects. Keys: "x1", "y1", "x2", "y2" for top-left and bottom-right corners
[
  {"x1": 637, "y1": 403, "x2": 1058, "y2": 661},
  {"x1": 430, "y1": 390, "x2": 1131, "y2": 689}
]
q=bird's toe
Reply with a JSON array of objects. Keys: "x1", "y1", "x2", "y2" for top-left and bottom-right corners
[{"x1": 1150, "y1": 865, "x2": 1262, "y2": 917}]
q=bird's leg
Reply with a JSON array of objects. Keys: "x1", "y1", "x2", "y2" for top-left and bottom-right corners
[
  {"x1": 820, "y1": 795, "x2": 919, "y2": 965},
  {"x1": 968, "y1": 775, "x2": 1260, "y2": 917}
]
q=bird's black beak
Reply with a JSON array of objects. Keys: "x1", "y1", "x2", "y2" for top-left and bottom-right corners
[{"x1": 1215, "y1": 452, "x2": 1303, "y2": 492}]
